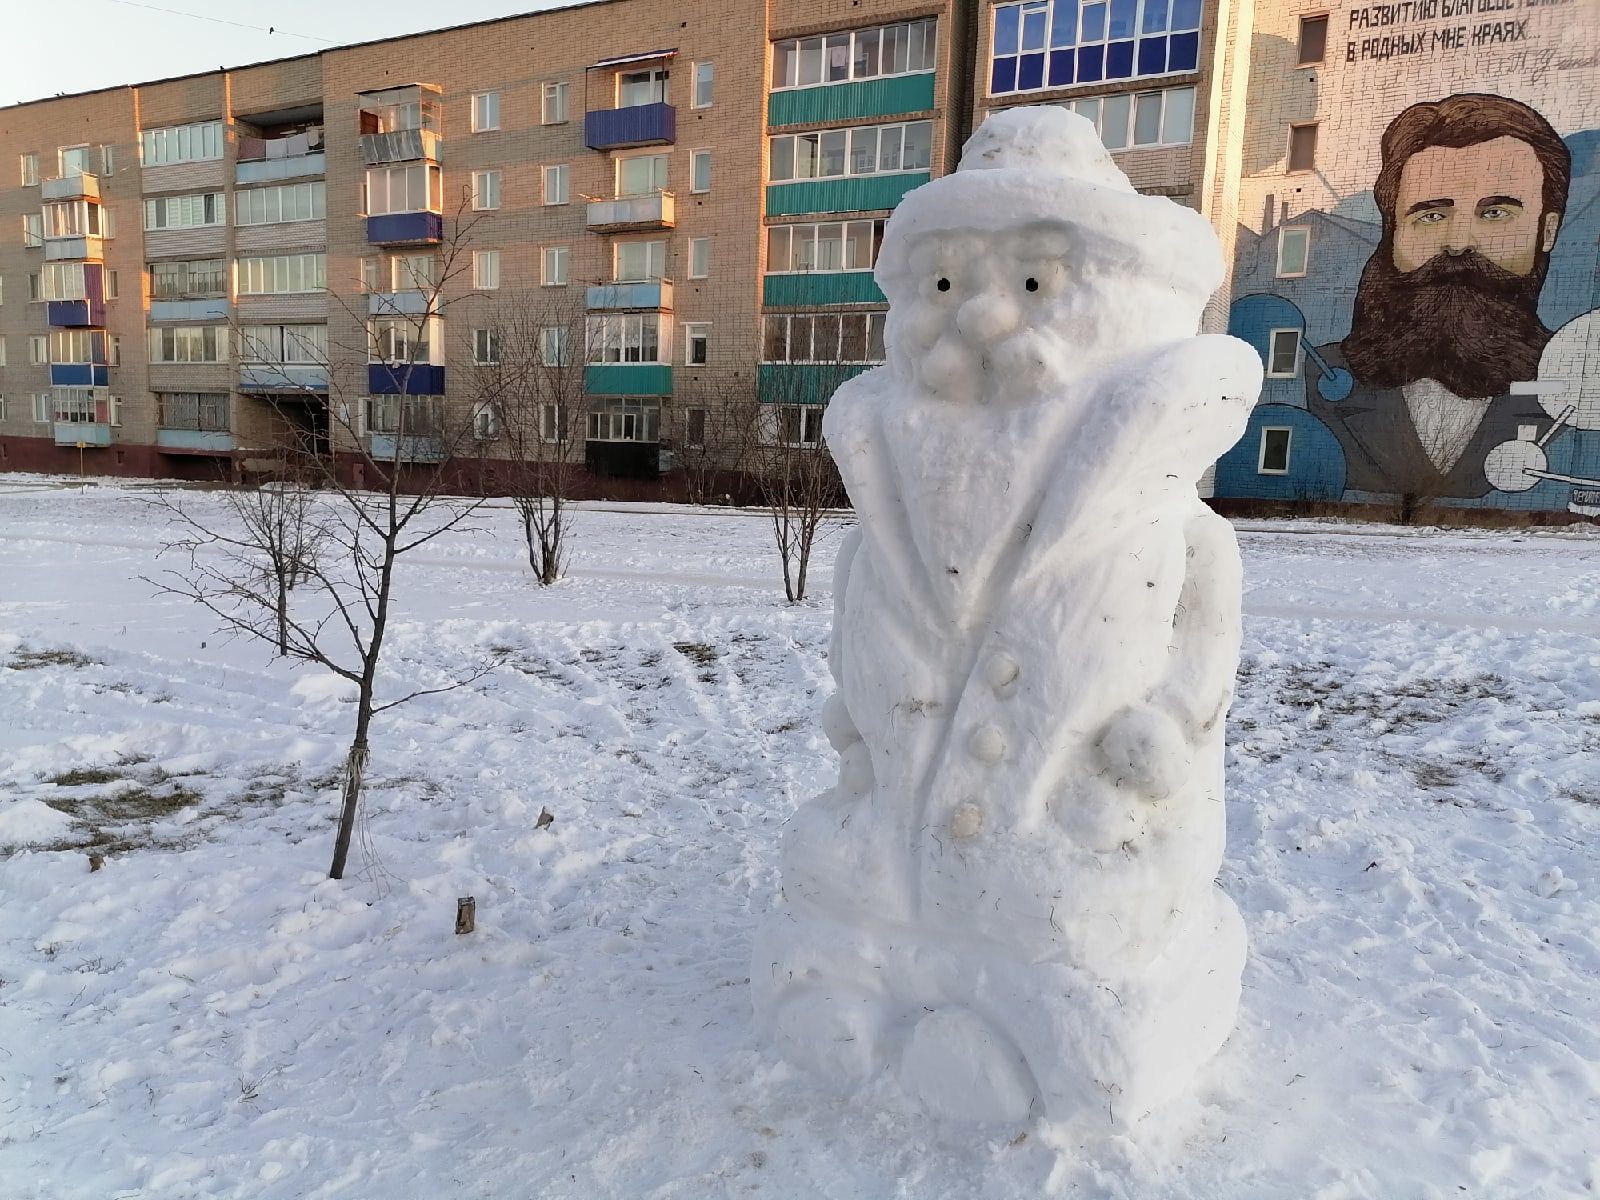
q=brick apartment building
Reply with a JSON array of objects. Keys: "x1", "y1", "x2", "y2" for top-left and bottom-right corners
[{"x1": 1, "y1": 0, "x2": 1596, "y2": 513}]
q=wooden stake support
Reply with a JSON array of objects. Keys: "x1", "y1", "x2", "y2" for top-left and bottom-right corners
[{"x1": 455, "y1": 896, "x2": 476, "y2": 935}]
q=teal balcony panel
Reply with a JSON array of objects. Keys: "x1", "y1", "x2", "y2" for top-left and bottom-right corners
[
  {"x1": 766, "y1": 172, "x2": 930, "y2": 217},
  {"x1": 53, "y1": 422, "x2": 113, "y2": 447},
  {"x1": 758, "y1": 361, "x2": 875, "y2": 406},
  {"x1": 763, "y1": 272, "x2": 885, "y2": 307},
  {"x1": 585, "y1": 364, "x2": 672, "y2": 395},
  {"x1": 767, "y1": 74, "x2": 937, "y2": 127}
]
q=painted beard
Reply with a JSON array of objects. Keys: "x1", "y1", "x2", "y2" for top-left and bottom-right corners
[{"x1": 1342, "y1": 245, "x2": 1551, "y2": 397}]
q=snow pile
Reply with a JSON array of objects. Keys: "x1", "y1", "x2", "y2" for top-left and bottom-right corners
[
  {"x1": 0, "y1": 798, "x2": 77, "y2": 849},
  {"x1": 752, "y1": 105, "x2": 1263, "y2": 1131}
]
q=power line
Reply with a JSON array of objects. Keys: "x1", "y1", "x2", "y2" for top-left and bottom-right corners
[{"x1": 92, "y1": 0, "x2": 337, "y2": 45}]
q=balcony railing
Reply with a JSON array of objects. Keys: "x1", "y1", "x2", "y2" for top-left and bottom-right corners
[
  {"x1": 44, "y1": 237, "x2": 104, "y2": 263},
  {"x1": 156, "y1": 429, "x2": 235, "y2": 454},
  {"x1": 584, "y1": 102, "x2": 675, "y2": 151},
  {"x1": 586, "y1": 190, "x2": 676, "y2": 231},
  {"x1": 54, "y1": 421, "x2": 113, "y2": 447},
  {"x1": 240, "y1": 363, "x2": 330, "y2": 393},
  {"x1": 367, "y1": 363, "x2": 446, "y2": 395},
  {"x1": 366, "y1": 211, "x2": 443, "y2": 246},
  {"x1": 47, "y1": 298, "x2": 107, "y2": 328},
  {"x1": 587, "y1": 279, "x2": 674, "y2": 311},
  {"x1": 360, "y1": 128, "x2": 440, "y2": 165},
  {"x1": 42, "y1": 173, "x2": 100, "y2": 201},
  {"x1": 367, "y1": 433, "x2": 445, "y2": 463}
]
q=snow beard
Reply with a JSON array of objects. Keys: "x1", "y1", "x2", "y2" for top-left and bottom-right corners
[{"x1": 914, "y1": 326, "x2": 1072, "y2": 406}]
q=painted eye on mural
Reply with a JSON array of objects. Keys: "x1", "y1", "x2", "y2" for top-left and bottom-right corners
[
  {"x1": 1411, "y1": 210, "x2": 1447, "y2": 226},
  {"x1": 1478, "y1": 205, "x2": 1516, "y2": 221}
]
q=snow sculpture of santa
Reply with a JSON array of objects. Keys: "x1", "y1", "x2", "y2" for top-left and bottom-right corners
[{"x1": 752, "y1": 105, "x2": 1262, "y2": 1131}]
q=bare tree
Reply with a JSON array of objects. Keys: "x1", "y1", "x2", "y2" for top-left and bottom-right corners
[
  {"x1": 674, "y1": 373, "x2": 764, "y2": 507},
  {"x1": 154, "y1": 213, "x2": 502, "y2": 880},
  {"x1": 464, "y1": 288, "x2": 592, "y2": 584}
]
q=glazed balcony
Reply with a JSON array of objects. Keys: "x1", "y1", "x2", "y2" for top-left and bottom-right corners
[
  {"x1": 237, "y1": 127, "x2": 326, "y2": 183},
  {"x1": 47, "y1": 298, "x2": 106, "y2": 328},
  {"x1": 586, "y1": 279, "x2": 674, "y2": 311},
  {"x1": 586, "y1": 190, "x2": 675, "y2": 232},
  {"x1": 49, "y1": 363, "x2": 111, "y2": 388},
  {"x1": 360, "y1": 128, "x2": 441, "y2": 166},
  {"x1": 366, "y1": 211, "x2": 443, "y2": 246},
  {"x1": 584, "y1": 102, "x2": 675, "y2": 151}
]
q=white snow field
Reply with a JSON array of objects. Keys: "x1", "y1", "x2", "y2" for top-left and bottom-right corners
[{"x1": 1, "y1": 478, "x2": 1597, "y2": 1199}]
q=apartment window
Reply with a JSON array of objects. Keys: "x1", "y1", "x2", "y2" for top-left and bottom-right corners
[
  {"x1": 109, "y1": 337, "x2": 122, "y2": 367},
  {"x1": 767, "y1": 219, "x2": 884, "y2": 272},
  {"x1": 471, "y1": 170, "x2": 502, "y2": 211},
  {"x1": 618, "y1": 67, "x2": 669, "y2": 108},
  {"x1": 360, "y1": 257, "x2": 384, "y2": 292},
  {"x1": 1297, "y1": 14, "x2": 1328, "y2": 64},
  {"x1": 106, "y1": 271, "x2": 118, "y2": 300},
  {"x1": 688, "y1": 237, "x2": 711, "y2": 279},
  {"x1": 42, "y1": 262, "x2": 90, "y2": 301},
  {"x1": 365, "y1": 395, "x2": 444, "y2": 436},
  {"x1": 141, "y1": 120, "x2": 225, "y2": 166},
  {"x1": 542, "y1": 164, "x2": 570, "y2": 205},
  {"x1": 472, "y1": 402, "x2": 499, "y2": 441},
  {"x1": 0, "y1": 395, "x2": 5, "y2": 421},
  {"x1": 43, "y1": 200, "x2": 103, "y2": 240},
  {"x1": 149, "y1": 258, "x2": 226, "y2": 298},
  {"x1": 30, "y1": 335, "x2": 48, "y2": 364},
  {"x1": 1288, "y1": 124, "x2": 1318, "y2": 173},
  {"x1": 240, "y1": 324, "x2": 327, "y2": 363},
  {"x1": 990, "y1": 0, "x2": 1201, "y2": 95},
  {"x1": 28, "y1": 274, "x2": 41, "y2": 302},
  {"x1": 542, "y1": 246, "x2": 570, "y2": 286},
  {"x1": 20, "y1": 153, "x2": 38, "y2": 186},
  {"x1": 540, "y1": 403, "x2": 567, "y2": 441},
  {"x1": 392, "y1": 253, "x2": 437, "y2": 291},
  {"x1": 365, "y1": 163, "x2": 442, "y2": 215},
  {"x1": 615, "y1": 240, "x2": 667, "y2": 282},
  {"x1": 236, "y1": 181, "x2": 326, "y2": 225},
  {"x1": 684, "y1": 407, "x2": 707, "y2": 448},
  {"x1": 50, "y1": 330, "x2": 108, "y2": 364},
  {"x1": 769, "y1": 121, "x2": 933, "y2": 182},
  {"x1": 144, "y1": 192, "x2": 223, "y2": 230},
  {"x1": 692, "y1": 62, "x2": 715, "y2": 108},
  {"x1": 369, "y1": 317, "x2": 437, "y2": 365},
  {"x1": 0, "y1": 340, "x2": 7, "y2": 367},
  {"x1": 1064, "y1": 85, "x2": 1195, "y2": 149},
  {"x1": 617, "y1": 153, "x2": 668, "y2": 197},
  {"x1": 773, "y1": 19, "x2": 938, "y2": 89},
  {"x1": 587, "y1": 313, "x2": 669, "y2": 363},
  {"x1": 690, "y1": 150, "x2": 712, "y2": 194},
  {"x1": 1276, "y1": 226, "x2": 1311, "y2": 278},
  {"x1": 59, "y1": 145, "x2": 92, "y2": 176},
  {"x1": 775, "y1": 405, "x2": 825, "y2": 447},
  {"x1": 34, "y1": 394, "x2": 53, "y2": 423},
  {"x1": 762, "y1": 311, "x2": 886, "y2": 363},
  {"x1": 53, "y1": 389, "x2": 105, "y2": 425},
  {"x1": 684, "y1": 322, "x2": 710, "y2": 366},
  {"x1": 1258, "y1": 426, "x2": 1293, "y2": 474},
  {"x1": 1266, "y1": 329, "x2": 1301, "y2": 377},
  {"x1": 586, "y1": 398, "x2": 660, "y2": 442},
  {"x1": 473, "y1": 328, "x2": 501, "y2": 364},
  {"x1": 100, "y1": 144, "x2": 115, "y2": 175},
  {"x1": 473, "y1": 250, "x2": 501, "y2": 290},
  {"x1": 542, "y1": 81, "x2": 570, "y2": 124},
  {"x1": 471, "y1": 92, "x2": 501, "y2": 132},
  {"x1": 23, "y1": 214, "x2": 44, "y2": 247},
  {"x1": 157, "y1": 392, "x2": 229, "y2": 431},
  {"x1": 149, "y1": 325, "x2": 227, "y2": 363},
  {"x1": 540, "y1": 326, "x2": 570, "y2": 367},
  {"x1": 238, "y1": 253, "x2": 326, "y2": 295}
]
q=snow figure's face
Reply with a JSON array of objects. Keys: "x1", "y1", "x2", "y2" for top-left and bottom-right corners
[{"x1": 888, "y1": 221, "x2": 1081, "y2": 406}]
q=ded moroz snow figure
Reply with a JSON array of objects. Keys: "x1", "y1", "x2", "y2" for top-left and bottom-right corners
[{"x1": 751, "y1": 106, "x2": 1263, "y2": 1131}]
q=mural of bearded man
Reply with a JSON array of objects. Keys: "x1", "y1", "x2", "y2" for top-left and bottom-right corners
[{"x1": 1308, "y1": 93, "x2": 1573, "y2": 499}]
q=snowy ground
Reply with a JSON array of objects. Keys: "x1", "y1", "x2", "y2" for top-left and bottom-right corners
[{"x1": 1, "y1": 477, "x2": 1597, "y2": 1199}]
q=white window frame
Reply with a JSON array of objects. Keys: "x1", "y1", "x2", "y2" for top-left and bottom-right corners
[
  {"x1": 58, "y1": 145, "x2": 92, "y2": 176},
  {"x1": 0, "y1": 340, "x2": 7, "y2": 367},
  {"x1": 471, "y1": 169, "x2": 502, "y2": 211},
  {"x1": 237, "y1": 253, "x2": 326, "y2": 296},
  {"x1": 472, "y1": 250, "x2": 501, "y2": 291},
  {"x1": 614, "y1": 239, "x2": 667, "y2": 283},
  {"x1": 691, "y1": 62, "x2": 714, "y2": 108},
  {"x1": 143, "y1": 192, "x2": 223, "y2": 231},
  {"x1": 29, "y1": 335, "x2": 48, "y2": 364},
  {"x1": 768, "y1": 120, "x2": 934, "y2": 183},
  {"x1": 1257, "y1": 426, "x2": 1293, "y2": 475},
  {"x1": 471, "y1": 91, "x2": 501, "y2": 133},
  {"x1": 762, "y1": 311, "x2": 887, "y2": 364},
  {"x1": 540, "y1": 326, "x2": 571, "y2": 367},
  {"x1": 771, "y1": 19, "x2": 939, "y2": 90},
  {"x1": 766, "y1": 219, "x2": 883, "y2": 273},
  {"x1": 140, "y1": 120, "x2": 224, "y2": 167},
  {"x1": 149, "y1": 258, "x2": 226, "y2": 299},
  {"x1": 542, "y1": 164, "x2": 570, "y2": 206},
  {"x1": 23, "y1": 214, "x2": 44, "y2": 247},
  {"x1": 1276, "y1": 225, "x2": 1311, "y2": 278},
  {"x1": 616, "y1": 66, "x2": 669, "y2": 108},
  {"x1": 364, "y1": 163, "x2": 443, "y2": 217},
  {"x1": 20, "y1": 153, "x2": 38, "y2": 186},
  {"x1": 542, "y1": 246, "x2": 570, "y2": 286},
  {"x1": 541, "y1": 81, "x2": 570, "y2": 125},
  {"x1": 586, "y1": 398, "x2": 661, "y2": 443},
  {"x1": 1065, "y1": 86, "x2": 1196, "y2": 151},
  {"x1": 615, "y1": 152, "x2": 669, "y2": 198},
  {"x1": 684, "y1": 322, "x2": 710, "y2": 367},
  {"x1": 587, "y1": 313, "x2": 671, "y2": 365},
  {"x1": 473, "y1": 327, "x2": 501, "y2": 365},
  {"x1": 239, "y1": 324, "x2": 327, "y2": 365},
  {"x1": 689, "y1": 149, "x2": 712, "y2": 194},
  {"x1": 775, "y1": 404, "x2": 826, "y2": 447},
  {"x1": 688, "y1": 237, "x2": 711, "y2": 279},
  {"x1": 148, "y1": 325, "x2": 227, "y2": 364},
  {"x1": 235, "y1": 181, "x2": 326, "y2": 226},
  {"x1": 1266, "y1": 328, "x2": 1301, "y2": 378},
  {"x1": 34, "y1": 393, "x2": 53, "y2": 423},
  {"x1": 539, "y1": 403, "x2": 567, "y2": 442}
]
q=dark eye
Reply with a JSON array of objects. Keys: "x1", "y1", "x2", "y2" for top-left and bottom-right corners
[
  {"x1": 1024, "y1": 277, "x2": 1039, "y2": 292},
  {"x1": 936, "y1": 278, "x2": 951, "y2": 292}
]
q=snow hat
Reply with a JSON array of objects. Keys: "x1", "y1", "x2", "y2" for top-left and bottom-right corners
[{"x1": 875, "y1": 105, "x2": 1223, "y2": 299}]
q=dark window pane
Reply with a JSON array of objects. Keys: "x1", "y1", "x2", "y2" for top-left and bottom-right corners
[
  {"x1": 1137, "y1": 35, "x2": 1168, "y2": 75},
  {"x1": 1018, "y1": 52, "x2": 1046, "y2": 90},
  {"x1": 1288, "y1": 124, "x2": 1318, "y2": 172},
  {"x1": 1077, "y1": 43, "x2": 1105, "y2": 81},
  {"x1": 1048, "y1": 48, "x2": 1076, "y2": 85},
  {"x1": 1298, "y1": 15, "x2": 1328, "y2": 63},
  {"x1": 1106, "y1": 40, "x2": 1135, "y2": 77},
  {"x1": 991, "y1": 57, "x2": 1019, "y2": 94},
  {"x1": 1168, "y1": 30, "x2": 1199, "y2": 70}
]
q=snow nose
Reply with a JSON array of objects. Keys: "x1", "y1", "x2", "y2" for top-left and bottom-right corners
[{"x1": 956, "y1": 294, "x2": 1020, "y2": 345}]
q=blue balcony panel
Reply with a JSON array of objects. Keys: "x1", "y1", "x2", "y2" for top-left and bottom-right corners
[
  {"x1": 47, "y1": 298, "x2": 107, "y2": 328},
  {"x1": 367, "y1": 363, "x2": 446, "y2": 395},
  {"x1": 366, "y1": 211, "x2": 443, "y2": 246},
  {"x1": 368, "y1": 434, "x2": 446, "y2": 463},
  {"x1": 49, "y1": 363, "x2": 110, "y2": 388},
  {"x1": 241, "y1": 364, "x2": 330, "y2": 393},
  {"x1": 157, "y1": 429, "x2": 236, "y2": 454},
  {"x1": 367, "y1": 290, "x2": 435, "y2": 317},
  {"x1": 586, "y1": 280, "x2": 673, "y2": 310},
  {"x1": 149, "y1": 298, "x2": 231, "y2": 323},
  {"x1": 584, "y1": 102, "x2": 675, "y2": 151},
  {"x1": 585, "y1": 364, "x2": 672, "y2": 395}
]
